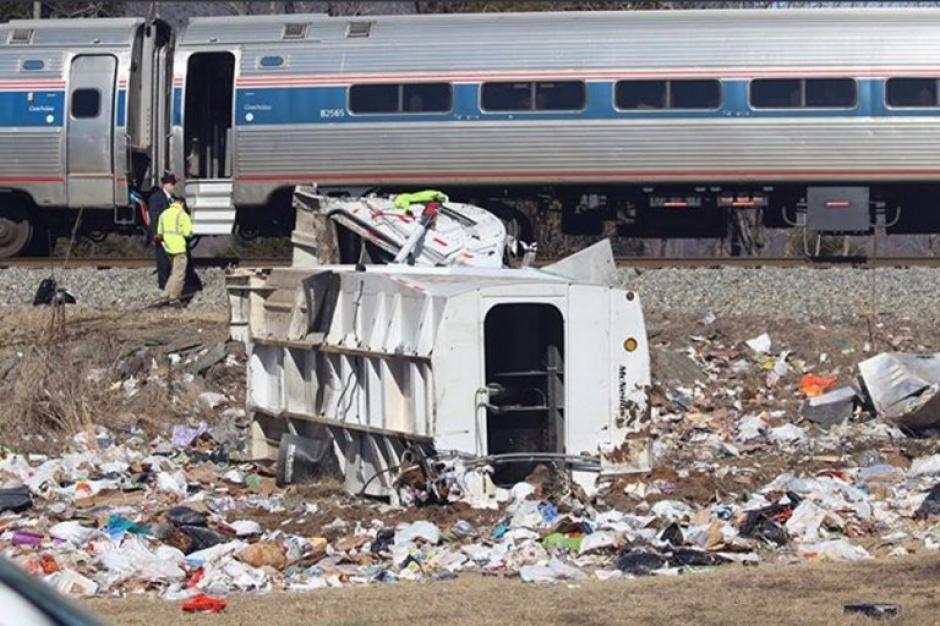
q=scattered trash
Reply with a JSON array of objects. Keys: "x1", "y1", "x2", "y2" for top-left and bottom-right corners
[
  {"x1": 0, "y1": 487, "x2": 32, "y2": 513},
  {"x1": 800, "y1": 374, "x2": 837, "y2": 397},
  {"x1": 745, "y1": 333, "x2": 772, "y2": 354},
  {"x1": 914, "y1": 483, "x2": 940, "y2": 518},
  {"x1": 275, "y1": 433, "x2": 333, "y2": 486},
  {"x1": 767, "y1": 423, "x2": 807, "y2": 445},
  {"x1": 801, "y1": 386, "x2": 858, "y2": 429},
  {"x1": 616, "y1": 551, "x2": 667, "y2": 576},
  {"x1": 669, "y1": 548, "x2": 729, "y2": 568},
  {"x1": 800, "y1": 539, "x2": 872, "y2": 561},
  {"x1": 168, "y1": 506, "x2": 208, "y2": 528},
  {"x1": 843, "y1": 603, "x2": 900, "y2": 619},
  {"x1": 237, "y1": 542, "x2": 286, "y2": 570},
  {"x1": 908, "y1": 455, "x2": 940, "y2": 477},
  {"x1": 5, "y1": 241, "x2": 940, "y2": 607},
  {"x1": 519, "y1": 558, "x2": 586, "y2": 583},
  {"x1": 858, "y1": 352, "x2": 940, "y2": 430},
  {"x1": 182, "y1": 594, "x2": 227, "y2": 614}
]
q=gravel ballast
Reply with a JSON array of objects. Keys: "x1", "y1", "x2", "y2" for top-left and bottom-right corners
[
  {"x1": 0, "y1": 267, "x2": 228, "y2": 308},
  {"x1": 0, "y1": 265, "x2": 938, "y2": 320},
  {"x1": 618, "y1": 266, "x2": 940, "y2": 321}
]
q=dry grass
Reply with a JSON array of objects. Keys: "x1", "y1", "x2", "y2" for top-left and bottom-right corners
[
  {"x1": 87, "y1": 555, "x2": 940, "y2": 626},
  {"x1": 0, "y1": 308, "x2": 131, "y2": 444},
  {"x1": 6, "y1": 344, "x2": 114, "y2": 435},
  {"x1": 0, "y1": 307, "x2": 231, "y2": 452}
]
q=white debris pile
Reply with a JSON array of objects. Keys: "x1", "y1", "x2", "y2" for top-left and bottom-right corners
[
  {"x1": 1, "y1": 314, "x2": 940, "y2": 607},
  {"x1": 0, "y1": 414, "x2": 936, "y2": 605}
]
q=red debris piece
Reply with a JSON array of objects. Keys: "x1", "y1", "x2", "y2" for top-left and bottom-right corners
[{"x1": 181, "y1": 593, "x2": 227, "y2": 614}]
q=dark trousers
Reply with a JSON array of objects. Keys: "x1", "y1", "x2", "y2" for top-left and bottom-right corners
[
  {"x1": 155, "y1": 243, "x2": 170, "y2": 290},
  {"x1": 183, "y1": 247, "x2": 203, "y2": 297}
]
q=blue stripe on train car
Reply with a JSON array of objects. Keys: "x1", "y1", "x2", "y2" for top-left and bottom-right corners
[
  {"x1": 172, "y1": 87, "x2": 182, "y2": 126},
  {"x1": 116, "y1": 89, "x2": 126, "y2": 127},
  {"x1": 234, "y1": 78, "x2": 900, "y2": 126},
  {"x1": 0, "y1": 91, "x2": 64, "y2": 127}
]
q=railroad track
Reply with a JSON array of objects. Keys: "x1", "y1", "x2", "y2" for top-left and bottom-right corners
[
  {"x1": 0, "y1": 256, "x2": 294, "y2": 270},
  {"x1": 2, "y1": 255, "x2": 940, "y2": 270},
  {"x1": 540, "y1": 256, "x2": 940, "y2": 268}
]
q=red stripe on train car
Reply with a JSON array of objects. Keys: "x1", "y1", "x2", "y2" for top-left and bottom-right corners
[
  {"x1": 237, "y1": 169, "x2": 940, "y2": 182},
  {"x1": 0, "y1": 83, "x2": 66, "y2": 88},
  {"x1": 0, "y1": 176, "x2": 63, "y2": 183}
]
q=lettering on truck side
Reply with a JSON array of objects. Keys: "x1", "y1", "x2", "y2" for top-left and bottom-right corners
[{"x1": 320, "y1": 108, "x2": 345, "y2": 119}]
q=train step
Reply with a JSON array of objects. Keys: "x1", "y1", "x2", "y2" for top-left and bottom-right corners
[{"x1": 186, "y1": 178, "x2": 236, "y2": 236}]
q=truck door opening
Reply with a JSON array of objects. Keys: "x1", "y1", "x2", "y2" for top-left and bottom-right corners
[
  {"x1": 184, "y1": 52, "x2": 234, "y2": 179},
  {"x1": 484, "y1": 303, "x2": 565, "y2": 483}
]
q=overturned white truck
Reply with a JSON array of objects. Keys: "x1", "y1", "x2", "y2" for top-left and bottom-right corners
[{"x1": 227, "y1": 188, "x2": 651, "y2": 498}]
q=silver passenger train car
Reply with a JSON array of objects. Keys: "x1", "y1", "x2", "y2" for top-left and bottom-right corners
[{"x1": 0, "y1": 7, "x2": 939, "y2": 257}]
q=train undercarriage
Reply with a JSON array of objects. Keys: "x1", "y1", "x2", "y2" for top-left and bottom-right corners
[{"x1": 1, "y1": 181, "x2": 938, "y2": 259}]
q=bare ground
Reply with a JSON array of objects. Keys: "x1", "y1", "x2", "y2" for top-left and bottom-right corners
[{"x1": 86, "y1": 555, "x2": 940, "y2": 626}]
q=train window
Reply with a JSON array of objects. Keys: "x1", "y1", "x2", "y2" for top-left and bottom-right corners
[
  {"x1": 534, "y1": 81, "x2": 585, "y2": 111},
  {"x1": 71, "y1": 89, "x2": 100, "y2": 118},
  {"x1": 669, "y1": 79, "x2": 721, "y2": 109},
  {"x1": 349, "y1": 84, "x2": 398, "y2": 113},
  {"x1": 751, "y1": 78, "x2": 856, "y2": 109},
  {"x1": 750, "y1": 79, "x2": 802, "y2": 108},
  {"x1": 350, "y1": 83, "x2": 452, "y2": 114},
  {"x1": 482, "y1": 81, "x2": 585, "y2": 112},
  {"x1": 259, "y1": 56, "x2": 284, "y2": 68},
  {"x1": 805, "y1": 78, "x2": 856, "y2": 108},
  {"x1": 482, "y1": 82, "x2": 533, "y2": 111},
  {"x1": 21, "y1": 59, "x2": 44, "y2": 71},
  {"x1": 402, "y1": 83, "x2": 451, "y2": 112},
  {"x1": 615, "y1": 80, "x2": 667, "y2": 109},
  {"x1": 886, "y1": 78, "x2": 939, "y2": 107}
]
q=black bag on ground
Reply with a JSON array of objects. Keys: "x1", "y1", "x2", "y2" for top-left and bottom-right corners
[
  {"x1": 32, "y1": 277, "x2": 57, "y2": 306},
  {"x1": 0, "y1": 487, "x2": 32, "y2": 513}
]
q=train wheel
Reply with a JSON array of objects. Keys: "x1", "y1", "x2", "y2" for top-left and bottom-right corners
[
  {"x1": 475, "y1": 200, "x2": 535, "y2": 245},
  {"x1": 0, "y1": 210, "x2": 32, "y2": 258}
]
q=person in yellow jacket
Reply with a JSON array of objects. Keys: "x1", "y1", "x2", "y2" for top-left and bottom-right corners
[{"x1": 155, "y1": 200, "x2": 193, "y2": 305}]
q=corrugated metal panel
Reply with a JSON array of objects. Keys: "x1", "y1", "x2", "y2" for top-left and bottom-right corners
[
  {"x1": 209, "y1": 9, "x2": 940, "y2": 75},
  {"x1": 0, "y1": 130, "x2": 62, "y2": 174},
  {"x1": 0, "y1": 51, "x2": 66, "y2": 79},
  {"x1": 0, "y1": 18, "x2": 141, "y2": 48},
  {"x1": 234, "y1": 118, "x2": 940, "y2": 182}
]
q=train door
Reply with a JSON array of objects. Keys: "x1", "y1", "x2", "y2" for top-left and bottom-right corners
[
  {"x1": 66, "y1": 55, "x2": 116, "y2": 207},
  {"x1": 182, "y1": 51, "x2": 235, "y2": 234},
  {"x1": 184, "y1": 52, "x2": 234, "y2": 179}
]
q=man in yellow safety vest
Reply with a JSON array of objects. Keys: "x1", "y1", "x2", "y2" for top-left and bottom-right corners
[{"x1": 155, "y1": 200, "x2": 193, "y2": 305}]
